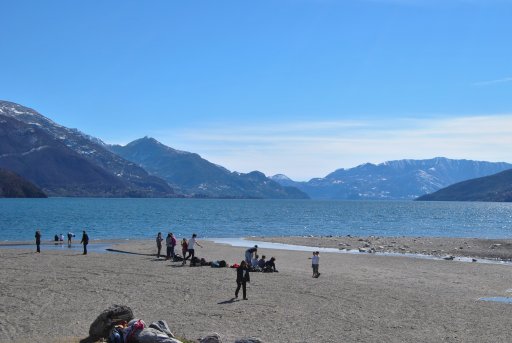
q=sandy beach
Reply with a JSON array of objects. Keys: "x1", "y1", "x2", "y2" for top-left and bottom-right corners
[{"x1": 1, "y1": 237, "x2": 512, "y2": 342}]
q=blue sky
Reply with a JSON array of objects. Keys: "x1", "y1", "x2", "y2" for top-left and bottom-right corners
[{"x1": 1, "y1": 0, "x2": 511, "y2": 180}]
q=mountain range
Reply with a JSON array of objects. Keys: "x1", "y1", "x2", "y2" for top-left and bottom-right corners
[
  {"x1": 2, "y1": 100, "x2": 512, "y2": 200},
  {"x1": 0, "y1": 100, "x2": 306, "y2": 199},
  {"x1": 416, "y1": 169, "x2": 512, "y2": 202},
  {"x1": 271, "y1": 158, "x2": 512, "y2": 200},
  {"x1": 109, "y1": 137, "x2": 309, "y2": 199},
  {"x1": 0, "y1": 101, "x2": 175, "y2": 197}
]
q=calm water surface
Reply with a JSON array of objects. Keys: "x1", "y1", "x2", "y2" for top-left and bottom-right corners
[{"x1": 1, "y1": 198, "x2": 512, "y2": 241}]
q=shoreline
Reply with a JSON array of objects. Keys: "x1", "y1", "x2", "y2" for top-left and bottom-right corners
[
  {"x1": 4, "y1": 235, "x2": 512, "y2": 262},
  {"x1": 250, "y1": 235, "x2": 512, "y2": 261}
]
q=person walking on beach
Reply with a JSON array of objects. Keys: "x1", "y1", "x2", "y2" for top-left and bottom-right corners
[
  {"x1": 183, "y1": 233, "x2": 202, "y2": 265},
  {"x1": 35, "y1": 230, "x2": 41, "y2": 253},
  {"x1": 235, "y1": 260, "x2": 250, "y2": 300},
  {"x1": 245, "y1": 245, "x2": 258, "y2": 266},
  {"x1": 80, "y1": 230, "x2": 89, "y2": 255},
  {"x1": 311, "y1": 251, "x2": 320, "y2": 278},
  {"x1": 156, "y1": 232, "x2": 164, "y2": 258}
]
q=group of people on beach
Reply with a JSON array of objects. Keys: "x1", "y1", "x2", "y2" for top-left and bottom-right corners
[
  {"x1": 244, "y1": 245, "x2": 278, "y2": 272},
  {"x1": 52, "y1": 232, "x2": 77, "y2": 246},
  {"x1": 34, "y1": 230, "x2": 89, "y2": 255},
  {"x1": 156, "y1": 232, "x2": 204, "y2": 265}
]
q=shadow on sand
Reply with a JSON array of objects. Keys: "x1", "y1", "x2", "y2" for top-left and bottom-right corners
[{"x1": 217, "y1": 298, "x2": 238, "y2": 305}]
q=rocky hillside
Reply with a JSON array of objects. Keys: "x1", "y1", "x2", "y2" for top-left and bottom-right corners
[
  {"x1": 109, "y1": 137, "x2": 309, "y2": 199},
  {"x1": 0, "y1": 168, "x2": 47, "y2": 198},
  {"x1": 0, "y1": 101, "x2": 175, "y2": 197},
  {"x1": 416, "y1": 169, "x2": 512, "y2": 202},
  {"x1": 271, "y1": 158, "x2": 512, "y2": 200}
]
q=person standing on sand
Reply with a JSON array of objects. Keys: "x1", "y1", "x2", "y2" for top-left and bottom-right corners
[
  {"x1": 80, "y1": 230, "x2": 89, "y2": 255},
  {"x1": 169, "y1": 233, "x2": 177, "y2": 260},
  {"x1": 35, "y1": 230, "x2": 41, "y2": 253},
  {"x1": 156, "y1": 232, "x2": 163, "y2": 258},
  {"x1": 311, "y1": 251, "x2": 320, "y2": 278},
  {"x1": 166, "y1": 233, "x2": 172, "y2": 260},
  {"x1": 182, "y1": 233, "x2": 202, "y2": 265},
  {"x1": 181, "y1": 238, "x2": 188, "y2": 261},
  {"x1": 245, "y1": 245, "x2": 258, "y2": 266},
  {"x1": 235, "y1": 260, "x2": 250, "y2": 300}
]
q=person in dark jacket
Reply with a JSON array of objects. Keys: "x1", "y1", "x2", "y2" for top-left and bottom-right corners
[
  {"x1": 35, "y1": 230, "x2": 41, "y2": 253},
  {"x1": 156, "y1": 232, "x2": 163, "y2": 258},
  {"x1": 264, "y1": 257, "x2": 278, "y2": 272},
  {"x1": 235, "y1": 260, "x2": 250, "y2": 300},
  {"x1": 80, "y1": 230, "x2": 89, "y2": 255}
]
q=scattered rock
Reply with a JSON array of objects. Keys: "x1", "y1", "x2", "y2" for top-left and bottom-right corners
[
  {"x1": 234, "y1": 338, "x2": 264, "y2": 343},
  {"x1": 200, "y1": 332, "x2": 222, "y2": 343}
]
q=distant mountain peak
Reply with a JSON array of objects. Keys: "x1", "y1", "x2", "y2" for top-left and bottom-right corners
[
  {"x1": 271, "y1": 174, "x2": 292, "y2": 181},
  {"x1": 110, "y1": 138, "x2": 309, "y2": 199},
  {"x1": 125, "y1": 136, "x2": 191, "y2": 156}
]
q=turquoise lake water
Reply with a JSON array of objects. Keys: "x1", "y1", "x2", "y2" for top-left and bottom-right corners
[{"x1": 1, "y1": 198, "x2": 512, "y2": 241}]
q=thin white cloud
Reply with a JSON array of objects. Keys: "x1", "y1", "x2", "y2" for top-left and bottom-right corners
[
  {"x1": 153, "y1": 115, "x2": 512, "y2": 181},
  {"x1": 472, "y1": 77, "x2": 512, "y2": 87}
]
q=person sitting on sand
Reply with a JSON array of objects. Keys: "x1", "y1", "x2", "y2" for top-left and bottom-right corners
[
  {"x1": 264, "y1": 257, "x2": 278, "y2": 272},
  {"x1": 258, "y1": 255, "x2": 266, "y2": 268},
  {"x1": 183, "y1": 233, "x2": 202, "y2": 265},
  {"x1": 245, "y1": 245, "x2": 258, "y2": 266},
  {"x1": 235, "y1": 260, "x2": 250, "y2": 300},
  {"x1": 251, "y1": 254, "x2": 259, "y2": 269}
]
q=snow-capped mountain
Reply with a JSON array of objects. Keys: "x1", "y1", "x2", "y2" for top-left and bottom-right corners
[
  {"x1": 0, "y1": 100, "x2": 174, "y2": 197},
  {"x1": 271, "y1": 158, "x2": 512, "y2": 200}
]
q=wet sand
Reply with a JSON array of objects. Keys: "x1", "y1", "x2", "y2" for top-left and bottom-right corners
[{"x1": 1, "y1": 238, "x2": 512, "y2": 342}]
